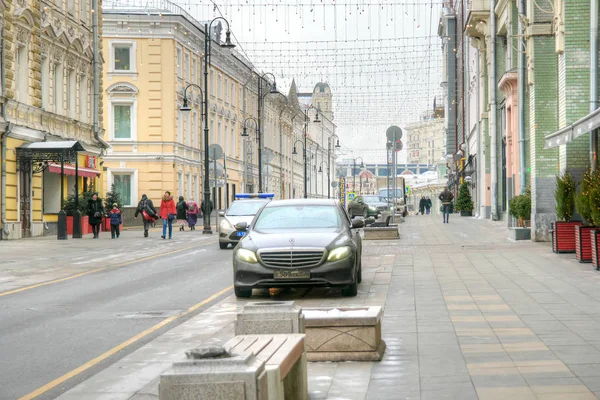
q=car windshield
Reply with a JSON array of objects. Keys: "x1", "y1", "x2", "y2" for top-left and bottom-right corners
[
  {"x1": 254, "y1": 205, "x2": 341, "y2": 230},
  {"x1": 362, "y1": 196, "x2": 385, "y2": 203},
  {"x1": 226, "y1": 201, "x2": 267, "y2": 216}
]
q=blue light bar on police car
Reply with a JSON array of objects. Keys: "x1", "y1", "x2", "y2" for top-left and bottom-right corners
[{"x1": 235, "y1": 193, "x2": 275, "y2": 199}]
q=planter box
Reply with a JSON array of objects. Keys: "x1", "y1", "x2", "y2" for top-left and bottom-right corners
[
  {"x1": 592, "y1": 230, "x2": 600, "y2": 270},
  {"x1": 575, "y1": 226, "x2": 596, "y2": 263},
  {"x1": 509, "y1": 227, "x2": 531, "y2": 241},
  {"x1": 101, "y1": 216, "x2": 123, "y2": 232},
  {"x1": 460, "y1": 210, "x2": 473, "y2": 217},
  {"x1": 66, "y1": 216, "x2": 89, "y2": 235},
  {"x1": 551, "y1": 221, "x2": 582, "y2": 253}
]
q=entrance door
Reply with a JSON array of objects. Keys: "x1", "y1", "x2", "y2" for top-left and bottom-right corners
[{"x1": 20, "y1": 169, "x2": 32, "y2": 238}]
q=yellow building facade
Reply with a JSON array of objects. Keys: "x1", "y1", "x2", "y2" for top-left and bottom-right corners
[{"x1": 0, "y1": 0, "x2": 106, "y2": 239}]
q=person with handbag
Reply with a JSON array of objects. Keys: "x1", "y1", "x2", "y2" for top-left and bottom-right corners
[
  {"x1": 134, "y1": 194, "x2": 157, "y2": 237},
  {"x1": 159, "y1": 191, "x2": 177, "y2": 239},
  {"x1": 187, "y1": 199, "x2": 199, "y2": 231},
  {"x1": 176, "y1": 196, "x2": 189, "y2": 231},
  {"x1": 88, "y1": 192, "x2": 104, "y2": 239}
]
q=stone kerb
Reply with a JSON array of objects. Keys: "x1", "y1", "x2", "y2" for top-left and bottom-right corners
[
  {"x1": 159, "y1": 347, "x2": 268, "y2": 400},
  {"x1": 235, "y1": 301, "x2": 305, "y2": 335},
  {"x1": 302, "y1": 306, "x2": 386, "y2": 361},
  {"x1": 363, "y1": 226, "x2": 400, "y2": 240}
]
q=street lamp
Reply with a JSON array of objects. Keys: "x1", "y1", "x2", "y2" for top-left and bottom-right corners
[
  {"x1": 318, "y1": 160, "x2": 331, "y2": 199},
  {"x1": 241, "y1": 117, "x2": 258, "y2": 191},
  {"x1": 353, "y1": 157, "x2": 364, "y2": 195},
  {"x1": 300, "y1": 106, "x2": 320, "y2": 198},
  {"x1": 180, "y1": 17, "x2": 235, "y2": 235},
  {"x1": 256, "y1": 72, "x2": 284, "y2": 193}
]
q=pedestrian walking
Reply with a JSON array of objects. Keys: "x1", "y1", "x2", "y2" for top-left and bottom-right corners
[
  {"x1": 439, "y1": 187, "x2": 454, "y2": 224},
  {"x1": 187, "y1": 199, "x2": 199, "y2": 231},
  {"x1": 425, "y1": 197, "x2": 432, "y2": 215},
  {"x1": 176, "y1": 196, "x2": 189, "y2": 231},
  {"x1": 160, "y1": 191, "x2": 177, "y2": 239},
  {"x1": 419, "y1": 196, "x2": 426, "y2": 215},
  {"x1": 88, "y1": 192, "x2": 104, "y2": 239},
  {"x1": 134, "y1": 194, "x2": 158, "y2": 237},
  {"x1": 109, "y1": 203, "x2": 122, "y2": 239}
]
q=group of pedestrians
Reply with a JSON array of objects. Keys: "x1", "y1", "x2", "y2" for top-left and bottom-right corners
[
  {"x1": 412, "y1": 188, "x2": 455, "y2": 224},
  {"x1": 87, "y1": 192, "x2": 122, "y2": 239},
  {"x1": 134, "y1": 191, "x2": 213, "y2": 239}
]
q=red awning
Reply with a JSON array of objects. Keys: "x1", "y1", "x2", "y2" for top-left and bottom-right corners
[{"x1": 48, "y1": 163, "x2": 101, "y2": 178}]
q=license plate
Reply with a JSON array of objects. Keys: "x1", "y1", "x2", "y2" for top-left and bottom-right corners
[
  {"x1": 236, "y1": 231, "x2": 246, "y2": 237},
  {"x1": 273, "y1": 270, "x2": 310, "y2": 279}
]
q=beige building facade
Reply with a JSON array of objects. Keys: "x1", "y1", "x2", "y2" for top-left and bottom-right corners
[
  {"x1": 406, "y1": 116, "x2": 445, "y2": 167},
  {"x1": 102, "y1": 1, "x2": 338, "y2": 210},
  {"x1": 0, "y1": 0, "x2": 106, "y2": 239}
]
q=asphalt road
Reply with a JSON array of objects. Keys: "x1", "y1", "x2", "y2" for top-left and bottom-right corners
[{"x1": 0, "y1": 237, "x2": 234, "y2": 400}]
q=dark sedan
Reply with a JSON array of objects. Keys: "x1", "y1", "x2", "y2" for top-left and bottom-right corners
[{"x1": 232, "y1": 199, "x2": 364, "y2": 298}]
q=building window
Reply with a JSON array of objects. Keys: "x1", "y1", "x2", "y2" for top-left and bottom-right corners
[
  {"x1": 176, "y1": 47, "x2": 182, "y2": 79},
  {"x1": 224, "y1": 78, "x2": 229, "y2": 103},
  {"x1": 113, "y1": 174, "x2": 132, "y2": 205},
  {"x1": 53, "y1": 63, "x2": 63, "y2": 114},
  {"x1": 231, "y1": 82, "x2": 235, "y2": 107},
  {"x1": 186, "y1": 173, "x2": 191, "y2": 199},
  {"x1": 114, "y1": 45, "x2": 131, "y2": 71},
  {"x1": 186, "y1": 112, "x2": 191, "y2": 146},
  {"x1": 80, "y1": 0, "x2": 88, "y2": 23},
  {"x1": 194, "y1": 174, "x2": 199, "y2": 201},
  {"x1": 184, "y1": 53, "x2": 190, "y2": 82},
  {"x1": 192, "y1": 58, "x2": 197, "y2": 84},
  {"x1": 217, "y1": 75, "x2": 222, "y2": 99},
  {"x1": 210, "y1": 69, "x2": 215, "y2": 97},
  {"x1": 113, "y1": 104, "x2": 132, "y2": 139},
  {"x1": 177, "y1": 110, "x2": 183, "y2": 142},
  {"x1": 16, "y1": 45, "x2": 28, "y2": 104},
  {"x1": 79, "y1": 75, "x2": 88, "y2": 122},
  {"x1": 218, "y1": 122, "x2": 222, "y2": 148},
  {"x1": 192, "y1": 111, "x2": 197, "y2": 147},
  {"x1": 178, "y1": 171, "x2": 184, "y2": 197},
  {"x1": 231, "y1": 127, "x2": 235, "y2": 157},
  {"x1": 41, "y1": 56, "x2": 50, "y2": 110},
  {"x1": 67, "y1": 69, "x2": 76, "y2": 118}
]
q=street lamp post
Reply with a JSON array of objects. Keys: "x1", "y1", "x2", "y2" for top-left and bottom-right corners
[
  {"x1": 256, "y1": 72, "x2": 281, "y2": 193},
  {"x1": 241, "y1": 117, "x2": 258, "y2": 192},
  {"x1": 180, "y1": 17, "x2": 234, "y2": 235},
  {"x1": 318, "y1": 160, "x2": 330, "y2": 199},
  {"x1": 353, "y1": 157, "x2": 364, "y2": 195}
]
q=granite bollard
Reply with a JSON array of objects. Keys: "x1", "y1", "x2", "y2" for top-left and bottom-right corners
[
  {"x1": 159, "y1": 346, "x2": 268, "y2": 400},
  {"x1": 235, "y1": 301, "x2": 305, "y2": 335}
]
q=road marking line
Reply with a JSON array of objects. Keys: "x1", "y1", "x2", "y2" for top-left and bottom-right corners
[
  {"x1": 0, "y1": 240, "x2": 218, "y2": 298},
  {"x1": 17, "y1": 285, "x2": 233, "y2": 400}
]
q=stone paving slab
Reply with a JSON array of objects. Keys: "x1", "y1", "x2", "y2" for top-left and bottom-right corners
[{"x1": 50, "y1": 215, "x2": 600, "y2": 399}]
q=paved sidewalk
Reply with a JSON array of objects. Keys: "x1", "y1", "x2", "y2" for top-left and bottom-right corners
[
  {"x1": 50, "y1": 215, "x2": 600, "y2": 399},
  {"x1": 0, "y1": 226, "x2": 217, "y2": 294}
]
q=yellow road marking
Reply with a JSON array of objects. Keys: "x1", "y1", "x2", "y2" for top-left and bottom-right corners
[
  {"x1": 18, "y1": 285, "x2": 233, "y2": 400},
  {"x1": 0, "y1": 239, "x2": 217, "y2": 298}
]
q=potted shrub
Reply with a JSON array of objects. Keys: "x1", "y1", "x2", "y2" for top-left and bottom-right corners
[
  {"x1": 456, "y1": 182, "x2": 474, "y2": 217},
  {"x1": 575, "y1": 169, "x2": 596, "y2": 263},
  {"x1": 63, "y1": 187, "x2": 91, "y2": 235},
  {"x1": 103, "y1": 184, "x2": 124, "y2": 232},
  {"x1": 508, "y1": 187, "x2": 531, "y2": 240},
  {"x1": 552, "y1": 171, "x2": 581, "y2": 253},
  {"x1": 587, "y1": 170, "x2": 600, "y2": 268}
]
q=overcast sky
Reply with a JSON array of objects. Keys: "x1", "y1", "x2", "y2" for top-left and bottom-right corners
[{"x1": 125, "y1": 0, "x2": 443, "y2": 163}]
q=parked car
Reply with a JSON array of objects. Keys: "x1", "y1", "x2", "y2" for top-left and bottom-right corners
[
  {"x1": 232, "y1": 199, "x2": 364, "y2": 298},
  {"x1": 347, "y1": 195, "x2": 388, "y2": 218},
  {"x1": 218, "y1": 193, "x2": 273, "y2": 249}
]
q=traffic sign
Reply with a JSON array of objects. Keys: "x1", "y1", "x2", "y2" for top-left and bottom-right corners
[
  {"x1": 395, "y1": 140, "x2": 403, "y2": 152},
  {"x1": 386, "y1": 125, "x2": 403, "y2": 142},
  {"x1": 348, "y1": 192, "x2": 356, "y2": 201},
  {"x1": 208, "y1": 144, "x2": 223, "y2": 160}
]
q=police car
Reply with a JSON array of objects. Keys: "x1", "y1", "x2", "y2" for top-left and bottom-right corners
[{"x1": 218, "y1": 193, "x2": 274, "y2": 249}]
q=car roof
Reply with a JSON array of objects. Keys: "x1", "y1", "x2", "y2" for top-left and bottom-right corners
[{"x1": 263, "y1": 199, "x2": 339, "y2": 207}]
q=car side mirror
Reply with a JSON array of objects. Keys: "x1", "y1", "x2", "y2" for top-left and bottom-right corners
[
  {"x1": 219, "y1": 211, "x2": 225, "y2": 217},
  {"x1": 235, "y1": 221, "x2": 248, "y2": 231},
  {"x1": 351, "y1": 219, "x2": 365, "y2": 229}
]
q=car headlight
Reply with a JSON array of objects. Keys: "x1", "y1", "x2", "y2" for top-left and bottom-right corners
[
  {"x1": 220, "y1": 219, "x2": 233, "y2": 231},
  {"x1": 327, "y1": 246, "x2": 352, "y2": 261},
  {"x1": 236, "y1": 248, "x2": 258, "y2": 263},
  {"x1": 368, "y1": 205, "x2": 377, "y2": 211}
]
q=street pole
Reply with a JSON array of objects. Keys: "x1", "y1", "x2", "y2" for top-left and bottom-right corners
[
  {"x1": 257, "y1": 77, "x2": 263, "y2": 193},
  {"x1": 304, "y1": 111, "x2": 308, "y2": 199},
  {"x1": 203, "y1": 23, "x2": 212, "y2": 234}
]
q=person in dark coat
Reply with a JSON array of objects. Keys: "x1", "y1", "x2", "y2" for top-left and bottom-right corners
[
  {"x1": 176, "y1": 196, "x2": 189, "y2": 231},
  {"x1": 425, "y1": 197, "x2": 432, "y2": 215},
  {"x1": 134, "y1": 194, "x2": 157, "y2": 237},
  {"x1": 418, "y1": 196, "x2": 426, "y2": 215},
  {"x1": 88, "y1": 192, "x2": 104, "y2": 239},
  {"x1": 201, "y1": 199, "x2": 214, "y2": 222},
  {"x1": 109, "y1": 204, "x2": 122, "y2": 239},
  {"x1": 439, "y1": 187, "x2": 454, "y2": 224}
]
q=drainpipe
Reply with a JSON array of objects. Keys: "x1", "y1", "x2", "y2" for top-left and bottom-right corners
[
  {"x1": 92, "y1": 0, "x2": 100, "y2": 146},
  {"x1": 591, "y1": 0, "x2": 599, "y2": 170},
  {"x1": 490, "y1": 0, "x2": 499, "y2": 220},
  {"x1": 1, "y1": 23, "x2": 10, "y2": 239},
  {"x1": 475, "y1": 44, "x2": 482, "y2": 217},
  {"x1": 278, "y1": 103, "x2": 287, "y2": 199},
  {"x1": 518, "y1": 0, "x2": 526, "y2": 189}
]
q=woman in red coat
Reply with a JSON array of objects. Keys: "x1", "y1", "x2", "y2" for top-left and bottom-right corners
[{"x1": 159, "y1": 191, "x2": 177, "y2": 239}]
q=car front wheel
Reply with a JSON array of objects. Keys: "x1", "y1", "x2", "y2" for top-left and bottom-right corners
[
  {"x1": 219, "y1": 242, "x2": 228, "y2": 249},
  {"x1": 234, "y1": 286, "x2": 252, "y2": 298}
]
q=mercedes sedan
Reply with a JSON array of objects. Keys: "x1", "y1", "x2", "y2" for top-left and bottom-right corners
[{"x1": 232, "y1": 199, "x2": 364, "y2": 298}]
